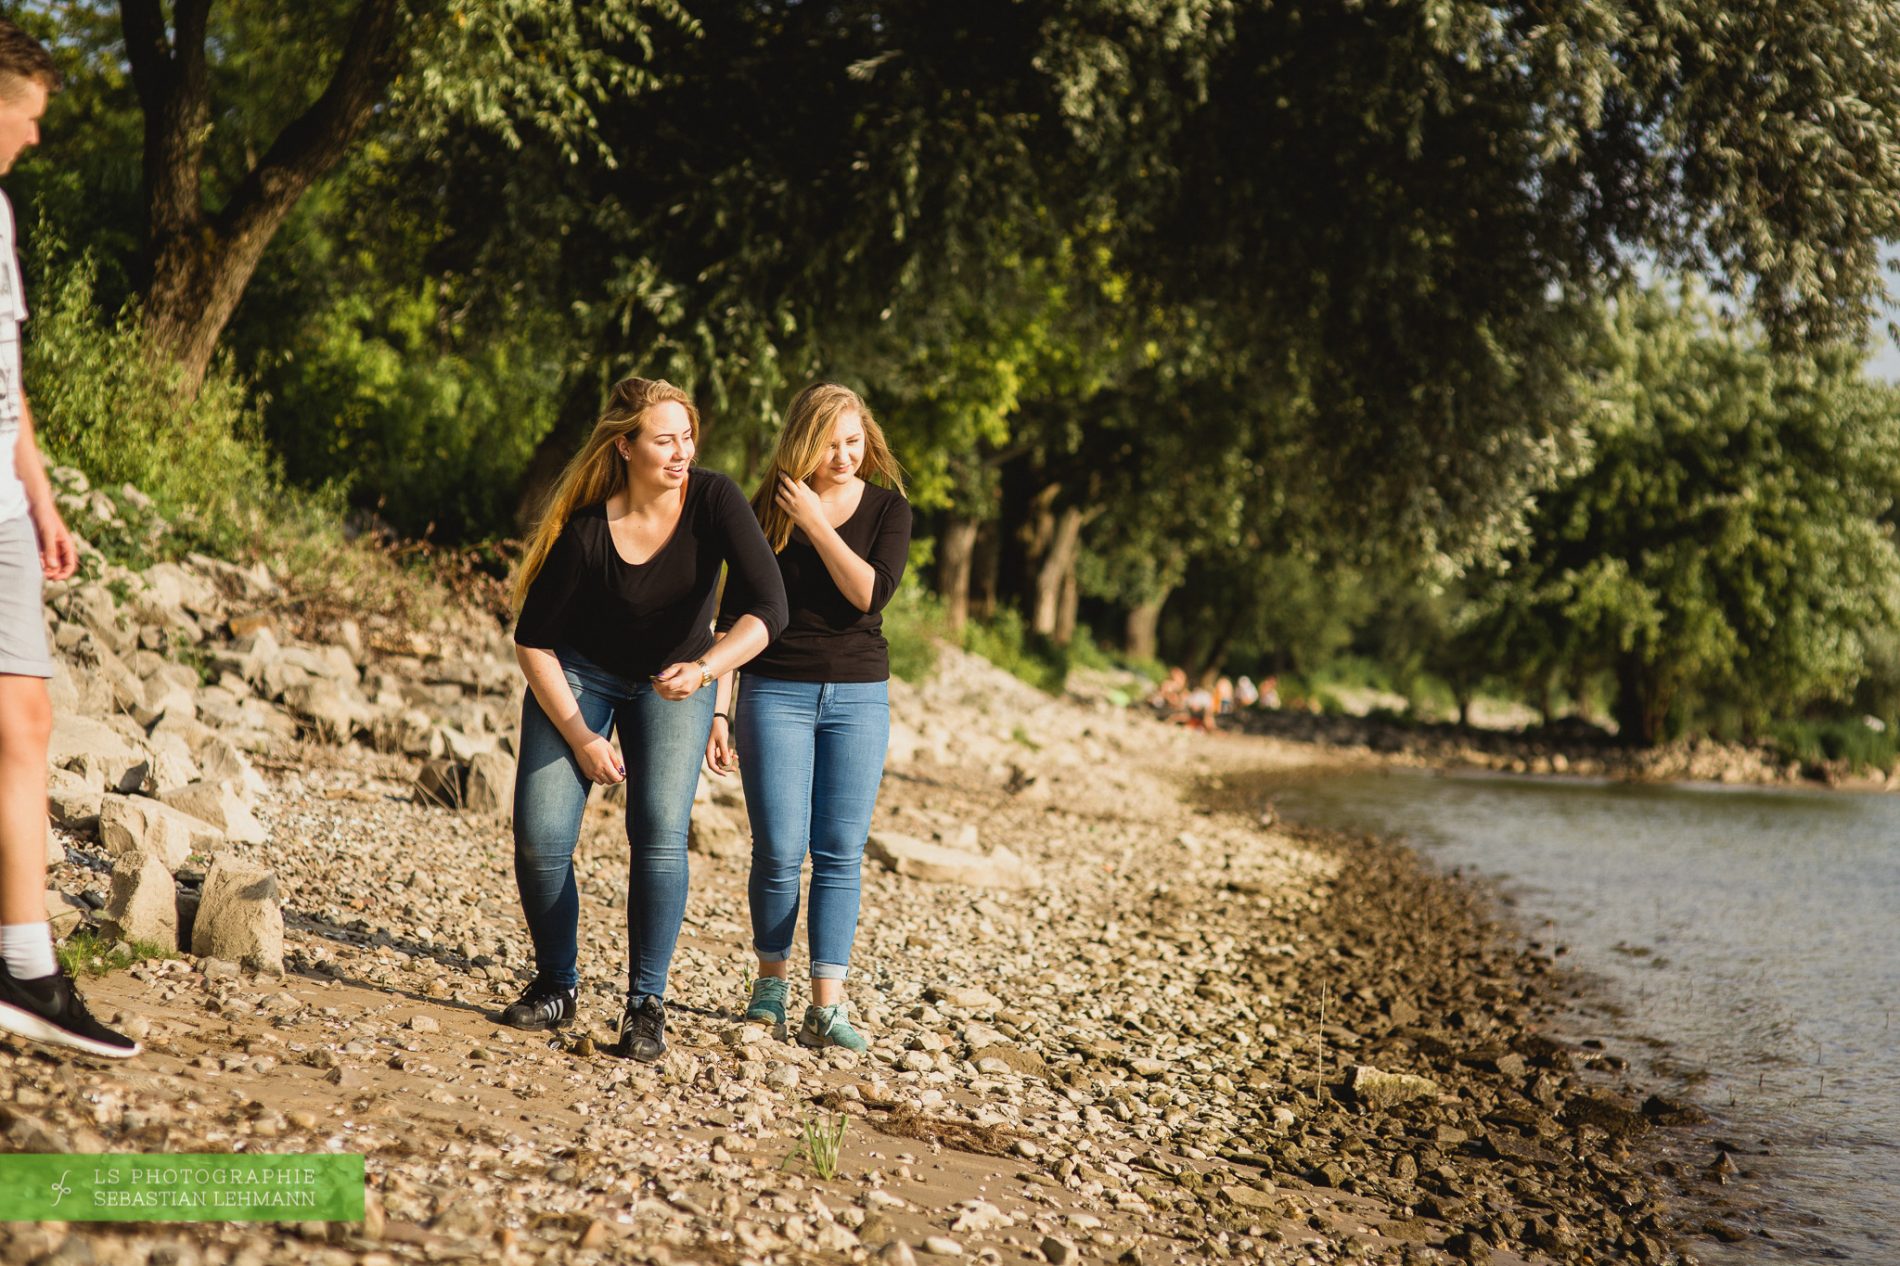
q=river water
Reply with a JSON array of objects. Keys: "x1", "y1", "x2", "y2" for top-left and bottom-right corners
[{"x1": 1251, "y1": 767, "x2": 1900, "y2": 1264}]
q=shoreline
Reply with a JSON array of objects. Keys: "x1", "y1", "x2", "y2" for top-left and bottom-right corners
[{"x1": 1219, "y1": 707, "x2": 1898, "y2": 796}]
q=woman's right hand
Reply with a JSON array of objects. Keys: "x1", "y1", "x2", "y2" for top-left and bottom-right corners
[
  {"x1": 704, "y1": 717, "x2": 737, "y2": 777},
  {"x1": 573, "y1": 735, "x2": 626, "y2": 785}
]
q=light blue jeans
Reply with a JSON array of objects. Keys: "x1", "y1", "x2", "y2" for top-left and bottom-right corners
[
  {"x1": 512, "y1": 647, "x2": 714, "y2": 999},
  {"x1": 736, "y1": 677, "x2": 889, "y2": 980}
]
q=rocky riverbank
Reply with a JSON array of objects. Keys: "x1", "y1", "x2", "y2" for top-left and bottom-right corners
[
  {"x1": 0, "y1": 473, "x2": 1733, "y2": 1265},
  {"x1": 1226, "y1": 707, "x2": 1898, "y2": 794}
]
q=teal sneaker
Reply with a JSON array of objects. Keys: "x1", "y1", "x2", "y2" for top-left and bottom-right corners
[
  {"x1": 797, "y1": 1001, "x2": 869, "y2": 1052},
  {"x1": 744, "y1": 976, "x2": 790, "y2": 1025}
]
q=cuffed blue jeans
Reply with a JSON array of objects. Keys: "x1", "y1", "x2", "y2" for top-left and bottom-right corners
[
  {"x1": 512, "y1": 648, "x2": 714, "y2": 1000},
  {"x1": 736, "y1": 676, "x2": 889, "y2": 980}
]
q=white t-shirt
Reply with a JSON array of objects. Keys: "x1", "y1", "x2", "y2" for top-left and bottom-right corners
[{"x1": 0, "y1": 189, "x2": 28, "y2": 524}]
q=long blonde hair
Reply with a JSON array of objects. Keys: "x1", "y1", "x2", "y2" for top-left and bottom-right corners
[
  {"x1": 752, "y1": 383, "x2": 906, "y2": 552},
  {"x1": 512, "y1": 377, "x2": 700, "y2": 611}
]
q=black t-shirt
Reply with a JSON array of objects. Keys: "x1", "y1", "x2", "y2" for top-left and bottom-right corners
[
  {"x1": 718, "y1": 482, "x2": 912, "y2": 682},
  {"x1": 514, "y1": 471, "x2": 788, "y2": 680}
]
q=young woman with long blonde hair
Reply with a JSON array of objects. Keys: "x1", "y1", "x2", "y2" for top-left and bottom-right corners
[
  {"x1": 505, "y1": 377, "x2": 786, "y2": 1061},
  {"x1": 707, "y1": 383, "x2": 911, "y2": 1050}
]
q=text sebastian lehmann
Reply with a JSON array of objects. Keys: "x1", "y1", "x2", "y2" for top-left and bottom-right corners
[{"x1": 89, "y1": 1163, "x2": 322, "y2": 1209}]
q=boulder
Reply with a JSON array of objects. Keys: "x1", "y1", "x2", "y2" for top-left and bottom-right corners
[
  {"x1": 67, "y1": 582, "x2": 135, "y2": 654},
  {"x1": 885, "y1": 718, "x2": 924, "y2": 767},
  {"x1": 687, "y1": 800, "x2": 749, "y2": 859},
  {"x1": 191, "y1": 855, "x2": 284, "y2": 974},
  {"x1": 98, "y1": 794, "x2": 221, "y2": 872},
  {"x1": 463, "y1": 750, "x2": 515, "y2": 816},
  {"x1": 865, "y1": 832, "x2": 1043, "y2": 890},
  {"x1": 49, "y1": 715, "x2": 148, "y2": 794},
  {"x1": 102, "y1": 851, "x2": 179, "y2": 951},
  {"x1": 44, "y1": 888, "x2": 87, "y2": 937},
  {"x1": 157, "y1": 781, "x2": 268, "y2": 845},
  {"x1": 46, "y1": 766, "x2": 101, "y2": 833},
  {"x1": 283, "y1": 678, "x2": 370, "y2": 742},
  {"x1": 413, "y1": 759, "x2": 463, "y2": 809},
  {"x1": 1344, "y1": 1063, "x2": 1443, "y2": 1110}
]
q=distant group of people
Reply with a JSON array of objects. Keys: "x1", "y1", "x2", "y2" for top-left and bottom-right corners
[{"x1": 1149, "y1": 667, "x2": 1279, "y2": 732}]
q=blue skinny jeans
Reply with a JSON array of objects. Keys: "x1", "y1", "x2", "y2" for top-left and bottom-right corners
[
  {"x1": 736, "y1": 676, "x2": 889, "y2": 980},
  {"x1": 512, "y1": 648, "x2": 714, "y2": 1000}
]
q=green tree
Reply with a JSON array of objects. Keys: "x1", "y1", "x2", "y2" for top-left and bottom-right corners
[
  {"x1": 38, "y1": 0, "x2": 688, "y2": 393},
  {"x1": 1471, "y1": 288, "x2": 1900, "y2": 745}
]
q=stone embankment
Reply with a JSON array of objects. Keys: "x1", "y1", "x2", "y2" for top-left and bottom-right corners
[{"x1": 0, "y1": 471, "x2": 1741, "y2": 1266}]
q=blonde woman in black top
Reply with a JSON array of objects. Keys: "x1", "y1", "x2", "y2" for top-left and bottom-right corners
[
  {"x1": 507, "y1": 377, "x2": 787, "y2": 1061},
  {"x1": 710, "y1": 383, "x2": 911, "y2": 1050}
]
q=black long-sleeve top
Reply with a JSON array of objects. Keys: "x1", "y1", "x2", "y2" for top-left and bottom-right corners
[
  {"x1": 514, "y1": 471, "x2": 788, "y2": 680},
  {"x1": 717, "y1": 482, "x2": 911, "y2": 682}
]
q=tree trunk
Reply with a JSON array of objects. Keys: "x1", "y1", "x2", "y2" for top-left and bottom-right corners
[
  {"x1": 971, "y1": 521, "x2": 1000, "y2": 621},
  {"x1": 122, "y1": 0, "x2": 406, "y2": 395},
  {"x1": 1031, "y1": 505, "x2": 1085, "y2": 638},
  {"x1": 1614, "y1": 653, "x2": 1670, "y2": 746},
  {"x1": 937, "y1": 516, "x2": 979, "y2": 634},
  {"x1": 1123, "y1": 587, "x2": 1171, "y2": 661},
  {"x1": 1054, "y1": 563, "x2": 1079, "y2": 647}
]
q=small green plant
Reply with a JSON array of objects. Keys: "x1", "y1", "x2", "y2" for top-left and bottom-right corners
[
  {"x1": 57, "y1": 930, "x2": 173, "y2": 978},
  {"x1": 1009, "y1": 724, "x2": 1041, "y2": 751},
  {"x1": 783, "y1": 1112, "x2": 850, "y2": 1180}
]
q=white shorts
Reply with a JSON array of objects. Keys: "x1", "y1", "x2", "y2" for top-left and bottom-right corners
[{"x1": 0, "y1": 514, "x2": 52, "y2": 678}]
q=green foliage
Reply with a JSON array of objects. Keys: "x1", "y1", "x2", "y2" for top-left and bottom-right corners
[
  {"x1": 1467, "y1": 287, "x2": 1900, "y2": 744},
  {"x1": 1768, "y1": 717, "x2": 1900, "y2": 777},
  {"x1": 959, "y1": 609, "x2": 1071, "y2": 695},
  {"x1": 261, "y1": 287, "x2": 566, "y2": 538},
  {"x1": 22, "y1": 254, "x2": 281, "y2": 557},
  {"x1": 56, "y1": 930, "x2": 173, "y2": 978},
  {"x1": 784, "y1": 1113, "x2": 850, "y2": 1181}
]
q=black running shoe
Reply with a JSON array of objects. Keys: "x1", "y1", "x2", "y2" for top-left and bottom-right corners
[
  {"x1": 611, "y1": 994, "x2": 667, "y2": 1062},
  {"x1": 0, "y1": 963, "x2": 141, "y2": 1059},
  {"x1": 497, "y1": 978, "x2": 577, "y2": 1031}
]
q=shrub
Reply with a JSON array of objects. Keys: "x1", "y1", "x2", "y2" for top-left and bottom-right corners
[{"x1": 23, "y1": 254, "x2": 285, "y2": 558}]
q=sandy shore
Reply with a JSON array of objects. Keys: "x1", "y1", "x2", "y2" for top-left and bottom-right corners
[{"x1": 0, "y1": 646, "x2": 1726, "y2": 1266}]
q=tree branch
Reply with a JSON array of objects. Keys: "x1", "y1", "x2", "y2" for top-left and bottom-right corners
[
  {"x1": 117, "y1": 0, "x2": 172, "y2": 119},
  {"x1": 212, "y1": 0, "x2": 409, "y2": 250}
]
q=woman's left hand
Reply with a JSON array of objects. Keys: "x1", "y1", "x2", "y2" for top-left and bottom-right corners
[
  {"x1": 775, "y1": 474, "x2": 826, "y2": 533},
  {"x1": 651, "y1": 661, "x2": 703, "y2": 701}
]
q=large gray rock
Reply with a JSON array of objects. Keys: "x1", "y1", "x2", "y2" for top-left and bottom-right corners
[
  {"x1": 102, "y1": 851, "x2": 179, "y2": 951},
  {"x1": 157, "y1": 781, "x2": 268, "y2": 845},
  {"x1": 46, "y1": 766, "x2": 102, "y2": 833},
  {"x1": 413, "y1": 758, "x2": 463, "y2": 808},
  {"x1": 192, "y1": 733, "x2": 268, "y2": 798},
  {"x1": 687, "y1": 800, "x2": 749, "y2": 859},
  {"x1": 133, "y1": 673, "x2": 197, "y2": 728},
  {"x1": 98, "y1": 794, "x2": 221, "y2": 872},
  {"x1": 67, "y1": 582, "x2": 135, "y2": 654},
  {"x1": 191, "y1": 854, "x2": 284, "y2": 974},
  {"x1": 283, "y1": 678, "x2": 370, "y2": 742},
  {"x1": 885, "y1": 719, "x2": 924, "y2": 768},
  {"x1": 1344, "y1": 1064, "x2": 1443, "y2": 1110},
  {"x1": 865, "y1": 832, "x2": 1043, "y2": 890},
  {"x1": 49, "y1": 715, "x2": 147, "y2": 794},
  {"x1": 463, "y1": 750, "x2": 515, "y2": 816}
]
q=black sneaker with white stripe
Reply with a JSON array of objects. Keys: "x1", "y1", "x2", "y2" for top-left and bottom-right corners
[
  {"x1": 611, "y1": 994, "x2": 667, "y2": 1062},
  {"x1": 497, "y1": 978, "x2": 577, "y2": 1030},
  {"x1": 0, "y1": 963, "x2": 141, "y2": 1059}
]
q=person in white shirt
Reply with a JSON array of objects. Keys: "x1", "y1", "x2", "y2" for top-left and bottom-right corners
[{"x1": 0, "y1": 19, "x2": 138, "y2": 1060}]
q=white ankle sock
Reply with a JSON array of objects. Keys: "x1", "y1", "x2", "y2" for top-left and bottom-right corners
[{"x1": 2, "y1": 922, "x2": 57, "y2": 979}]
